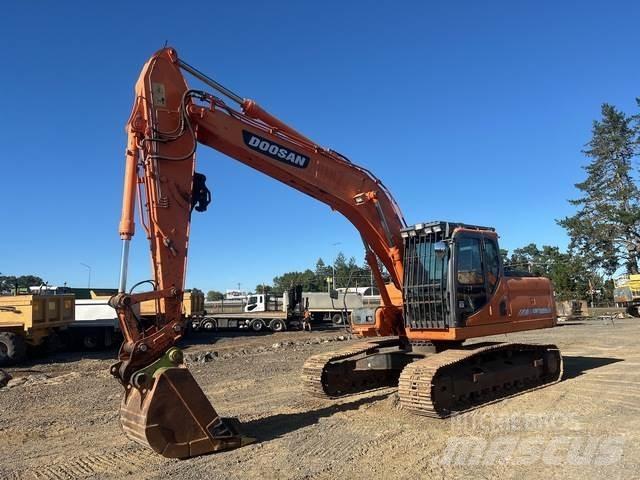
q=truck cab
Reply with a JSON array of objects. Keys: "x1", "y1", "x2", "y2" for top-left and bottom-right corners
[{"x1": 244, "y1": 294, "x2": 271, "y2": 313}]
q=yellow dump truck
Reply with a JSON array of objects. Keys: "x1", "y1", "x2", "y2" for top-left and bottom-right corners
[
  {"x1": 87, "y1": 289, "x2": 204, "y2": 337},
  {"x1": 139, "y1": 290, "x2": 205, "y2": 325},
  {"x1": 0, "y1": 294, "x2": 75, "y2": 365},
  {"x1": 614, "y1": 274, "x2": 640, "y2": 317}
]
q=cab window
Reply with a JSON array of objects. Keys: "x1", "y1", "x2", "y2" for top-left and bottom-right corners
[
  {"x1": 484, "y1": 239, "x2": 500, "y2": 293},
  {"x1": 456, "y1": 237, "x2": 483, "y2": 285},
  {"x1": 456, "y1": 236, "x2": 488, "y2": 320}
]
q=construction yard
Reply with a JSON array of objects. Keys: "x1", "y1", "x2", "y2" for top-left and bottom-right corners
[
  {"x1": 3, "y1": 2, "x2": 640, "y2": 479},
  {"x1": 0, "y1": 316, "x2": 638, "y2": 480}
]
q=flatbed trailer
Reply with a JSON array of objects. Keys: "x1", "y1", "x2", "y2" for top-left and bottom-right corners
[
  {"x1": 194, "y1": 311, "x2": 300, "y2": 332},
  {"x1": 194, "y1": 287, "x2": 305, "y2": 332},
  {"x1": 301, "y1": 292, "x2": 365, "y2": 325},
  {"x1": 70, "y1": 298, "x2": 126, "y2": 349}
]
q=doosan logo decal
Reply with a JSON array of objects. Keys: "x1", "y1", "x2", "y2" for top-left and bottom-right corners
[{"x1": 242, "y1": 131, "x2": 309, "y2": 168}]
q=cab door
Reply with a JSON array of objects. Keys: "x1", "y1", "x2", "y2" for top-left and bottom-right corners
[
  {"x1": 482, "y1": 236, "x2": 510, "y2": 323},
  {"x1": 245, "y1": 295, "x2": 266, "y2": 312},
  {"x1": 454, "y1": 233, "x2": 488, "y2": 324},
  {"x1": 453, "y1": 232, "x2": 509, "y2": 326},
  {"x1": 254, "y1": 295, "x2": 266, "y2": 312}
]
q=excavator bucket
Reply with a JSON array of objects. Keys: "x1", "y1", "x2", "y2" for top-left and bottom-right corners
[{"x1": 120, "y1": 366, "x2": 254, "y2": 459}]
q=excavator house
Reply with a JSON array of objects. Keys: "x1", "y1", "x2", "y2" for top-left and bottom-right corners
[{"x1": 111, "y1": 47, "x2": 563, "y2": 459}]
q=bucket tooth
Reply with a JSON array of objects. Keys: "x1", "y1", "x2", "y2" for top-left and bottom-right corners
[{"x1": 120, "y1": 366, "x2": 254, "y2": 459}]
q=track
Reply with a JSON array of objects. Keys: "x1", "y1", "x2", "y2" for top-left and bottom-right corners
[
  {"x1": 398, "y1": 342, "x2": 563, "y2": 417},
  {"x1": 302, "y1": 338, "x2": 404, "y2": 398},
  {"x1": 305, "y1": 340, "x2": 563, "y2": 418}
]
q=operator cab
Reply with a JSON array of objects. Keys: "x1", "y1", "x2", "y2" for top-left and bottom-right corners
[{"x1": 401, "y1": 221, "x2": 501, "y2": 330}]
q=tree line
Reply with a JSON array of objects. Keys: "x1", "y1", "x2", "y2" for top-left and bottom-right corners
[
  {"x1": 206, "y1": 253, "x2": 376, "y2": 301},
  {"x1": 206, "y1": 244, "x2": 609, "y2": 302},
  {"x1": 501, "y1": 245, "x2": 609, "y2": 301},
  {"x1": 0, "y1": 275, "x2": 45, "y2": 294}
]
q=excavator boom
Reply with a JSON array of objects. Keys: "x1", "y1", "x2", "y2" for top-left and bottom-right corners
[{"x1": 112, "y1": 47, "x2": 408, "y2": 458}]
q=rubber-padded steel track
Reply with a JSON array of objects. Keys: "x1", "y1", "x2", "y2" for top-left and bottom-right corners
[
  {"x1": 302, "y1": 339, "x2": 402, "y2": 398},
  {"x1": 398, "y1": 343, "x2": 563, "y2": 417}
]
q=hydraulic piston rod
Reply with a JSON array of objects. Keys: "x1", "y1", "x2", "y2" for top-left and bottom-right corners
[{"x1": 118, "y1": 239, "x2": 130, "y2": 293}]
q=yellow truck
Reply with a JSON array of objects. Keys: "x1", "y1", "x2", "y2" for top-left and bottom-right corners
[
  {"x1": 0, "y1": 294, "x2": 74, "y2": 365},
  {"x1": 614, "y1": 274, "x2": 640, "y2": 317},
  {"x1": 139, "y1": 289, "x2": 205, "y2": 326}
]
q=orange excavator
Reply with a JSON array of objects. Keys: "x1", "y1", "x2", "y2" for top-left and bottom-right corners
[{"x1": 111, "y1": 47, "x2": 563, "y2": 459}]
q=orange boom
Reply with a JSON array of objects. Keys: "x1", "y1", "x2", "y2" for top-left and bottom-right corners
[{"x1": 111, "y1": 47, "x2": 562, "y2": 458}]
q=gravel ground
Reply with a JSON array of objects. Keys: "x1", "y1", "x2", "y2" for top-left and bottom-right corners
[{"x1": 0, "y1": 318, "x2": 639, "y2": 479}]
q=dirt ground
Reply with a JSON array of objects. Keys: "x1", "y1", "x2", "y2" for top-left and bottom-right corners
[{"x1": 1, "y1": 317, "x2": 639, "y2": 480}]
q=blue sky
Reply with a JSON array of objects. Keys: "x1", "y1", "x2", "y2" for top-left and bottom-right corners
[{"x1": 1, "y1": 1, "x2": 638, "y2": 292}]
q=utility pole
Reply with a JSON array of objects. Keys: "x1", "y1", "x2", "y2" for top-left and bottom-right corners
[
  {"x1": 370, "y1": 263, "x2": 373, "y2": 290},
  {"x1": 80, "y1": 263, "x2": 92, "y2": 289}
]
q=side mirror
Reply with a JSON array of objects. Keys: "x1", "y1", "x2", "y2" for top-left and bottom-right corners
[
  {"x1": 329, "y1": 289, "x2": 339, "y2": 300},
  {"x1": 434, "y1": 241, "x2": 447, "y2": 258}
]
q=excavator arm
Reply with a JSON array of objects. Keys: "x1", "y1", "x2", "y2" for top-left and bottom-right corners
[{"x1": 111, "y1": 47, "x2": 408, "y2": 458}]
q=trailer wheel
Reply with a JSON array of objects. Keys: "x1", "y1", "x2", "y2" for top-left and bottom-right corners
[
  {"x1": 332, "y1": 313, "x2": 344, "y2": 325},
  {"x1": 250, "y1": 319, "x2": 265, "y2": 332},
  {"x1": 82, "y1": 332, "x2": 100, "y2": 350},
  {"x1": 201, "y1": 318, "x2": 217, "y2": 331},
  {"x1": 44, "y1": 332, "x2": 65, "y2": 354},
  {"x1": 626, "y1": 306, "x2": 640, "y2": 318},
  {"x1": 269, "y1": 319, "x2": 286, "y2": 332},
  {"x1": 0, "y1": 332, "x2": 26, "y2": 366},
  {"x1": 104, "y1": 329, "x2": 115, "y2": 348}
]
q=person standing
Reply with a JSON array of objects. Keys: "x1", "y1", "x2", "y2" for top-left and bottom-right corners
[{"x1": 302, "y1": 309, "x2": 312, "y2": 332}]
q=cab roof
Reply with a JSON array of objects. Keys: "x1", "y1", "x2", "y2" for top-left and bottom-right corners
[{"x1": 400, "y1": 221, "x2": 495, "y2": 238}]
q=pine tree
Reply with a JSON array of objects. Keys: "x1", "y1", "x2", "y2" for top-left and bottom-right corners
[
  {"x1": 313, "y1": 258, "x2": 329, "y2": 292},
  {"x1": 558, "y1": 103, "x2": 640, "y2": 274}
]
